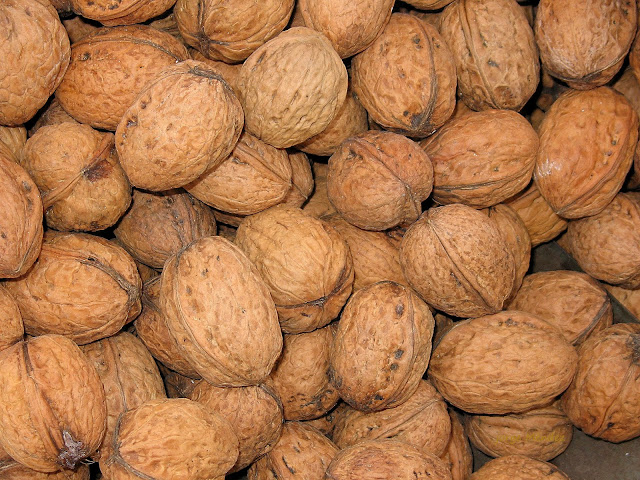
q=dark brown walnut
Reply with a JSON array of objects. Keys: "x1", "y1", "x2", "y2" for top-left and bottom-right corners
[
  {"x1": 504, "y1": 182, "x2": 568, "y2": 246},
  {"x1": 302, "y1": 402, "x2": 350, "y2": 439},
  {"x1": 327, "y1": 131, "x2": 434, "y2": 230},
  {"x1": 440, "y1": 410, "x2": 473, "y2": 480},
  {"x1": 0, "y1": 144, "x2": 43, "y2": 279},
  {"x1": 248, "y1": 422, "x2": 338, "y2": 480},
  {"x1": 322, "y1": 213, "x2": 406, "y2": 291},
  {"x1": 332, "y1": 379, "x2": 451, "y2": 457},
  {"x1": 351, "y1": 13, "x2": 456, "y2": 137},
  {"x1": 508, "y1": 270, "x2": 613, "y2": 345},
  {"x1": 23, "y1": 123, "x2": 131, "y2": 232},
  {"x1": 186, "y1": 131, "x2": 293, "y2": 215},
  {"x1": 303, "y1": 162, "x2": 336, "y2": 218},
  {"x1": 562, "y1": 323, "x2": 640, "y2": 443},
  {"x1": 114, "y1": 189, "x2": 217, "y2": 270},
  {"x1": 281, "y1": 151, "x2": 314, "y2": 208},
  {"x1": 0, "y1": 126, "x2": 26, "y2": 158},
  {"x1": 29, "y1": 98, "x2": 79, "y2": 136},
  {"x1": 158, "y1": 364, "x2": 198, "y2": 398},
  {"x1": 100, "y1": 398, "x2": 239, "y2": 480},
  {"x1": 470, "y1": 455, "x2": 570, "y2": 480},
  {"x1": 190, "y1": 381, "x2": 283, "y2": 472},
  {"x1": 238, "y1": 27, "x2": 348, "y2": 148},
  {"x1": 0, "y1": 0, "x2": 70, "y2": 126},
  {"x1": 0, "y1": 335, "x2": 107, "y2": 472},
  {"x1": 189, "y1": 49, "x2": 242, "y2": 96},
  {"x1": 270, "y1": 325, "x2": 339, "y2": 421},
  {"x1": 235, "y1": 205, "x2": 354, "y2": 333},
  {"x1": 326, "y1": 439, "x2": 452, "y2": 480},
  {"x1": 0, "y1": 285, "x2": 23, "y2": 353},
  {"x1": 560, "y1": 192, "x2": 640, "y2": 288},
  {"x1": 466, "y1": 401, "x2": 573, "y2": 461},
  {"x1": 0, "y1": 462, "x2": 89, "y2": 479},
  {"x1": 421, "y1": 109, "x2": 538, "y2": 208},
  {"x1": 71, "y1": 0, "x2": 176, "y2": 26},
  {"x1": 81, "y1": 332, "x2": 166, "y2": 459},
  {"x1": 297, "y1": 0, "x2": 393, "y2": 58},
  {"x1": 5, "y1": 232, "x2": 142, "y2": 345},
  {"x1": 439, "y1": 0, "x2": 539, "y2": 111},
  {"x1": 429, "y1": 311, "x2": 578, "y2": 414},
  {"x1": 535, "y1": 0, "x2": 635, "y2": 89},
  {"x1": 603, "y1": 283, "x2": 640, "y2": 319},
  {"x1": 160, "y1": 236, "x2": 283, "y2": 386},
  {"x1": 63, "y1": 16, "x2": 100, "y2": 44},
  {"x1": 400, "y1": 204, "x2": 516, "y2": 318},
  {"x1": 56, "y1": 25, "x2": 188, "y2": 131},
  {"x1": 535, "y1": 87, "x2": 638, "y2": 219},
  {"x1": 116, "y1": 60, "x2": 243, "y2": 191},
  {"x1": 330, "y1": 281, "x2": 434, "y2": 412}
]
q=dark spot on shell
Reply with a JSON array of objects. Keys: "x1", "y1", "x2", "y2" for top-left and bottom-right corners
[
  {"x1": 612, "y1": 139, "x2": 618, "y2": 145},
  {"x1": 395, "y1": 304, "x2": 404, "y2": 316},
  {"x1": 87, "y1": 257, "x2": 96, "y2": 262},
  {"x1": 487, "y1": 59, "x2": 499, "y2": 67},
  {"x1": 628, "y1": 334, "x2": 640, "y2": 364},
  {"x1": 505, "y1": 318, "x2": 516, "y2": 326},
  {"x1": 186, "y1": 286, "x2": 192, "y2": 295},
  {"x1": 201, "y1": 269, "x2": 208, "y2": 276},
  {"x1": 390, "y1": 363, "x2": 398, "y2": 371},
  {"x1": 57, "y1": 431, "x2": 87, "y2": 470},
  {"x1": 22, "y1": 181, "x2": 32, "y2": 192},
  {"x1": 0, "y1": 232, "x2": 6, "y2": 239},
  {"x1": 395, "y1": 349, "x2": 404, "y2": 359},
  {"x1": 84, "y1": 159, "x2": 112, "y2": 182},
  {"x1": 80, "y1": 52, "x2": 91, "y2": 61},
  {"x1": 403, "y1": 110, "x2": 409, "y2": 117},
  {"x1": 282, "y1": 456, "x2": 295, "y2": 473},
  {"x1": 374, "y1": 394, "x2": 383, "y2": 401},
  {"x1": 140, "y1": 101, "x2": 147, "y2": 109},
  {"x1": 126, "y1": 119, "x2": 137, "y2": 128},
  {"x1": 216, "y1": 255, "x2": 220, "y2": 261},
  {"x1": 607, "y1": 422, "x2": 615, "y2": 429}
]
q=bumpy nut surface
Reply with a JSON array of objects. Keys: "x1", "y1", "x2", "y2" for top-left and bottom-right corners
[
  {"x1": 0, "y1": 126, "x2": 26, "y2": 158},
  {"x1": 0, "y1": 285, "x2": 23, "y2": 353},
  {"x1": 0, "y1": 462, "x2": 89, "y2": 479},
  {"x1": 440, "y1": 410, "x2": 473, "y2": 480},
  {"x1": 71, "y1": 0, "x2": 176, "y2": 26},
  {"x1": 281, "y1": 151, "x2": 314, "y2": 208},
  {"x1": 470, "y1": 455, "x2": 570, "y2": 480}
]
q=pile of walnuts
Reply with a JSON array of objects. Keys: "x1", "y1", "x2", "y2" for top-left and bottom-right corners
[{"x1": 2, "y1": 0, "x2": 640, "y2": 479}]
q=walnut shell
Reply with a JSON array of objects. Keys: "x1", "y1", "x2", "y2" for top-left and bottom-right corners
[
  {"x1": 114, "y1": 189, "x2": 217, "y2": 270},
  {"x1": 399, "y1": 204, "x2": 516, "y2": 318},
  {"x1": 71, "y1": 0, "x2": 175, "y2": 26},
  {"x1": 4, "y1": 232, "x2": 142, "y2": 345},
  {"x1": 534, "y1": 87, "x2": 638, "y2": 219},
  {"x1": 0, "y1": 126, "x2": 26, "y2": 158},
  {"x1": 235, "y1": 205, "x2": 354, "y2": 333},
  {"x1": 439, "y1": 0, "x2": 539, "y2": 111},
  {"x1": 303, "y1": 162, "x2": 336, "y2": 218},
  {"x1": 159, "y1": 236, "x2": 283, "y2": 386},
  {"x1": 190, "y1": 381, "x2": 283, "y2": 472},
  {"x1": 100, "y1": 398, "x2": 239, "y2": 480},
  {"x1": 614, "y1": 67, "x2": 640, "y2": 118},
  {"x1": 330, "y1": 281, "x2": 434, "y2": 412},
  {"x1": 281, "y1": 151, "x2": 314, "y2": 208},
  {"x1": 508, "y1": 270, "x2": 613, "y2": 345},
  {"x1": 470, "y1": 455, "x2": 570, "y2": 480},
  {"x1": 602, "y1": 283, "x2": 640, "y2": 319},
  {"x1": 561, "y1": 323, "x2": 640, "y2": 443},
  {"x1": 0, "y1": 335, "x2": 107, "y2": 472},
  {"x1": 535, "y1": 0, "x2": 635, "y2": 89},
  {"x1": 0, "y1": 0, "x2": 70, "y2": 126},
  {"x1": 403, "y1": 0, "x2": 454, "y2": 9},
  {"x1": 0, "y1": 285, "x2": 23, "y2": 353},
  {"x1": 159, "y1": 366, "x2": 198, "y2": 398},
  {"x1": 429, "y1": 311, "x2": 578, "y2": 414},
  {"x1": 189, "y1": 49, "x2": 242, "y2": 96},
  {"x1": 237, "y1": 27, "x2": 348, "y2": 148},
  {"x1": 0, "y1": 462, "x2": 89, "y2": 479},
  {"x1": 62, "y1": 16, "x2": 100, "y2": 44},
  {"x1": 29, "y1": 98, "x2": 79, "y2": 137},
  {"x1": 420, "y1": 110, "x2": 538, "y2": 208},
  {"x1": 302, "y1": 402, "x2": 350, "y2": 439},
  {"x1": 351, "y1": 13, "x2": 456, "y2": 137},
  {"x1": 270, "y1": 325, "x2": 339, "y2": 421},
  {"x1": 440, "y1": 410, "x2": 473, "y2": 480},
  {"x1": 56, "y1": 25, "x2": 188, "y2": 131}
]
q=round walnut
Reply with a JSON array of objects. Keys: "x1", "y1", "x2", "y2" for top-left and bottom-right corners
[
  {"x1": 471, "y1": 455, "x2": 570, "y2": 480},
  {"x1": 114, "y1": 189, "x2": 217, "y2": 270},
  {"x1": 186, "y1": 131, "x2": 293, "y2": 216},
  {"x1": 332, "y1": 379, "x2": 451, "y2": 457},
  {"x1": 100, "y1": 398, "x2": 239, "y2": 480},
  {"x1": 0, "y1": 462, "x2": 89, "y2": 479},
  {"x1": 0, "y1": 126, "x2": 26, "y2": 157},
  {"x1": 562, "y1": 323, "x2": 640, "y2": 443},
  {"x1": 297, "y1": 0, "x2": 393, "y2": 58},
  {"x1": 22, "y1": 123, "x2": 131, "y2": 232},
  {"x1": 429, "y1": 311, "x2": 578, "y2": 414},
  {"x1": 29, "y1": 98, "x2": 79, "y2": 137},
  {"x1": 351, "y1": 13, "x2": 456, "y2": 137},
  {"x1": 508, "y1": 270, "x2": 613, "y2": 345},
  {"x1": 327, "y1": 131, "x2": 434, "y2": 231},
  {"x1": 70, "y1": 0, "x2": 175, "y2": 26},
  {"x1": 159, "y1": 236, "x2": 283, "y2": 386},
  {"x1": 303, "y1": 162, "x2": 337, "y2": 218},
  {"x1": 0, "y1": 0, "x2": 70, "y2": 126},
  {"x1": 420, "y1": 109, "x2": 538, "y2": 208},
  {"x1": 326, "y1": 439, "x2": 452, "y2": 480},
  {"x1": 0, "y1": 335, "x2": 107, "y2": 472},
  {"x1": 235, "y1": 205, "x2": 354, "y2": 333},
  {"x1": 330, "y1": 281, "x2": 434, "y2": 412},
  {"x1": 190, "y1": 381, "x2": 283, "y2": 472},
  {"x1": 534, "y1": 87, "x2": 638, "y2": 219},
  {"x1": 400, "y1": 204, "x2": 516, "y2": 318},
  {"x1": 281, "y1": 151, "x2": 314, "y2": 208},
  {"x1": 4, "y1": 232, "x2": 142, "y2": 345},
  {"x1": 270, "y1": 324, "x2": 339, "y2": 421},
  {"x1": 535, "y1": 0, "x2": 635, "y2": 89},
  {"x1": 56, "y1": 25, "x2": 188, "y2": 131},
  {"x1": 440, "y1": 410, "x2": 473, "y2": 480},
  {"x1": 439, "y1": 0, "x2": 539, "y2": 111},
  {"x1": 0, "y1": 285, "x2": 23, "y2": 353},
  {"x1": 238, "y1": 27, "x2": 348, "y2": 148}
]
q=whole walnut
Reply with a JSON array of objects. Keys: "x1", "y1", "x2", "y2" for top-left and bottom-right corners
[
  {"x1": 235, "y1": 205, "x2": 354, "y2": 333},
  {"x1": 562, "y1": 323, "x2": 640, "y2": 443},
  {"x1": 535, "y1": 0, "x2": 636, "y2": 89},
  {"x1": 114, "y1": 189, "x2": 217, "y2": 270},
  {"x1": 440, "y1": 410, "x2": 473, "y2": 480},
  {"x1": 0, "y1": 285, "x2": 23, "y2": 353},
  {"x1": 5, "y1": 232, "x2": 142, "y2": 345},
  {"x1": 429, "y1": 311, "x2": 578, "y2": 414},
  {"x1": 420, "y1": 109, "x2": 538, "y2": 208},
  {"x1": 70, "y1": 0, "x2": 175, "y2": 26},
  {"x1": 330, "y1": 281, "x2": 434, "y2": 412},
  {"x1": 400, "y1": 204, "x2": 516, "y2": 318},
  {"x1": 0, "y1": 335, "x2": 107, "y2": 472},
  {"x1": 22, "y1": 123, "x2": 131, "y2": 232},
  {"x1": 0, "y1": 462, "x2": 89, "y2": 479},
  {"x1": 237, "y1": 27, "x2": 348, "y2": 148},
  {"x1": 0, "y1": 0, "x2": 70, "y2": 126},
  {"x1": 534, "y1": 87, "x2": 638, "y2": 219},
  {"x1": 351, "y1": 13, "x2": 456, "y2": 137},
  {"x1": 0, "y1": 126, "x2": 26, "y2": 158},
  {"x1": 470, "y1": 455, "x2": 570, "y2": 480}
]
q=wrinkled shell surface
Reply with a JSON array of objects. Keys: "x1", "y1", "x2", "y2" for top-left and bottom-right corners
[
  {"x1": 29, "y1": 98, "x2": 79, "y2": 136},
  {"x1": 0, "y1": 126, "x2": 26, "y2": 157},
  {"x1": 0, "y1": 462, "x2": 89, "y2": 479},
  {"x1": 159, "y1": 365, "x2": 198, "y2": 398},
  {"x1": 0, "y1": 285, "x2": 23, "y2": 352},
  {"x1": 604, "y1": 283, "x2": 640, "y2": 319},
  {"x1": 281, "y1": 151, "x2": 314, "y2": 208},
  {"x1": 440, "y1": 410, "x2": 473, "y2": 480},
  {"x1": 71, "y1": 0, "x2": 176, "y2": 26},
  {"x1": 303, "y1": 162, "x2": 336, "y2": 218},
  {"x1": 470, "y1": 455, "x2": 570, "y2": 480}
]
